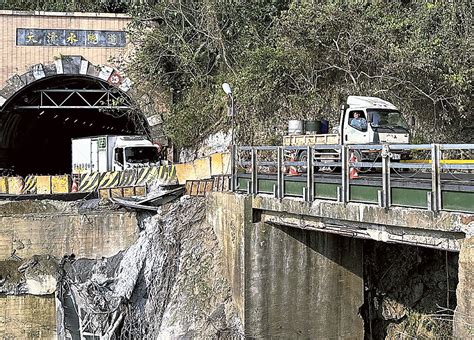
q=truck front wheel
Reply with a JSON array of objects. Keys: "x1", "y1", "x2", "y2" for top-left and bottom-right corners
[{"x1": 297, "y1": 151, "x2": 308, "y2": 173}]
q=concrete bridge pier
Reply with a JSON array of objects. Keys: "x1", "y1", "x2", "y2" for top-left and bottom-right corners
[
  {"x1": 246, "y1": 222, "x2": 363, "y2": 338},
  {"x1": 208, "y1": 193, "x2": 365, "y2": 338}
]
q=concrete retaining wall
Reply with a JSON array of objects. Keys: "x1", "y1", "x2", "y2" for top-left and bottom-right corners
[
  {"x1": 0, "y1": 201, "x2": 139, "y2": 260},
  {"x1": 0, "y1": 295, "x2": 56, "y2": 339},
  {"x1": 206, "y1": 193, "x2": 250, "y2": 321},
  {"x1": 0, "y1": 200, "x2": 140, "y2": 337}
]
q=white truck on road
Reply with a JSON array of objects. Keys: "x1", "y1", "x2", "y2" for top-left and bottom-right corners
[
  {"x1": 72, "y1": 135, "x2": 161, "y2": 175},
  {"x1": 284, "y1": 96, "x2": 411, "y2": 171}
]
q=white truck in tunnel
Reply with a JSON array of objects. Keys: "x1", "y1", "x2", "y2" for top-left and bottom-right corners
[{"x1": 72, "y1": 135, "x2": 161, "y2": 175}]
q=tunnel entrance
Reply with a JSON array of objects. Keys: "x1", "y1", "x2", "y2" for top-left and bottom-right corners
[
  {"x1": 361, "y1": 241, "x2": 458, "y2": 339},
  {"x1": 0, "y1": 74, "x2": 147, "y2": 176}
]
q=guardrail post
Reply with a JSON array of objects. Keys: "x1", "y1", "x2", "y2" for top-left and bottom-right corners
[
  {"x1": 382, "y1": 144, "x2": 391, "y2": 209},
  {"x1": 277, "y1": 146, "x2": 283, "y2": 199},
  {"x1": 306, "y1": 146, "x2": 313, "y2": 202},
  {"x1": 251, "y1": 148, "x2": 258, "y2": 195},
  {"x1": 341, "y1": 145, "x2": 349, "y2": 204},
  {"x1": 431, "y1": 143, "x2": 441, "y2": 212},
  {"x1": 231, "y1": 144, "x2": 237, "y2": 192}
]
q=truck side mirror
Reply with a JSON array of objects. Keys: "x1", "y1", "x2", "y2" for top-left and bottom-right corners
[{"x1": 114, "y1": 148, "x2": 123, "y2": 164}]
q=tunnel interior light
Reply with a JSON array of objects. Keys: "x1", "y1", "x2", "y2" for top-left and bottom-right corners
[
  {"x1": 53, "y1": 114, "x2": 58, "y2": 119},
  {"x1": 74, "y1": 119, "x2": 78, "y2": 123},
  {"x1": 39, "y1": 111, "x2": 44, "y2": 116},
  {"x1": 64, "y1": 117, "x2": 70, "y2": 122}
]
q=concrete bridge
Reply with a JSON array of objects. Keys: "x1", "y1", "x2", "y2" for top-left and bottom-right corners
[
  {"x1": 204, "y1": 144, "x2": 474, "y2": 337},
  {"x1": 208, "y1": 190, "x2": 473, "y2": 338}
]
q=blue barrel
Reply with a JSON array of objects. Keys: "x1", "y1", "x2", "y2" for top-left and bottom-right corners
[{"x1": 320, "y1": 120, "x2": 329, "y2": 134}]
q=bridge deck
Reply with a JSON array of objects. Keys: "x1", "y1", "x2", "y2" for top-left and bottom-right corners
[{"x1": 236, "y1": 171, "x2": 474, "y2": 213}]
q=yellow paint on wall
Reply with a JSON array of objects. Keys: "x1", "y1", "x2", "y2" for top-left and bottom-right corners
[
  {"x1": 193, "y1": 157, "x2": 211, "y2": 180},
  {"x1": 36, "y1": 176, "x2": 52, "y2": 194},
  {"x1": 175, "y1": 163, "x2": 195, "y2": 185},
  {"x1": 51, "y1": 175, "x2": 70, "y2": 193},
  {"x1": 211, "y1": 153, "x2": 224, "y2": 176},
  {"x1": 99, "y1": 188, "x2": 111, "y2": 199},
  {"x1": 111, "y1": 187, "x2": 123, "y2": 198},
  {"x1": 7, "y1": 177, "x2": 23, "y2": 195},
  {"x1": 0, "y1": 177, "x2": 8, "y2": 194}
]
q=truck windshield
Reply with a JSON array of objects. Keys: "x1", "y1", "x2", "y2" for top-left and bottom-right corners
[
  {"x1": 125, "y1": 147, "x2": 159, "y2": 163},
  {"x1": 368, "y1": 109, "x2": 409, "y2": 131}
]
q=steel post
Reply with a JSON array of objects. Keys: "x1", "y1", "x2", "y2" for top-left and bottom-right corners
[
  {"x1": 231, "y1": 145, "x2": 237, "y2": 192},
  {"x1": 277, "y1": 146, "x2": 283, "y2": 199},
  {"x1": 341, "y1": 145, "x2": 349, "y2": 204},
  {"x1": 306, "y1": 146, "x2": 313, "y2": 202},
  {"x1": 382, "y1": 145, "x2": 391, "y2": 209},
  {"x1": 251, "y1": 148, "x2": 258, "y2": 195},
  {"x1": 431, "y1": 144, "x2": 441, "y2": 212}
]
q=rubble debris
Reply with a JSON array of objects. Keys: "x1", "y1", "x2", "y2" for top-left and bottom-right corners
[
  {"x1": 58, "y1": 196, "x2": 243, "y2": 338},
  {"x1": 110, "y1": 186, "x2": 185, "y2": 212}
]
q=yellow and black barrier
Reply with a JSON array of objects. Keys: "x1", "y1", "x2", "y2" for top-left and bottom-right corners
[
  {"x1": 78, "y1": 172, "x2": 100, "y2": 192},
  {"x1": 0, "y1": 177, "x2": 8, "y2": 193},
  {"x1": 0, "y1": 157, "x2": 203, "y2": 195},
  {"x1": 98, "y1": 171, "x2": 121, "y2": 189},
  {"x1": 23, "y1": 175, "x2": 37, "y2": 194},
  {"x1": 136, "y1": 167, "x2": 158, "y2": 186},
  {"x1": 119, "y1": 169, "x2": 137, "y2": 187}
]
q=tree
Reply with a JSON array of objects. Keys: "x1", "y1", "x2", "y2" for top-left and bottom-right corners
[{"x1": 114, "y1": 2, "x2": 474, "y2": 146}]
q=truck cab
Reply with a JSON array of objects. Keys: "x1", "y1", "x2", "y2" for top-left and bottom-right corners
[
  {"x1": 341, "y1": 96, "x2": 410, "y2": 145},
  {"x1": 112, "y1": 136, "x2": 161, "y2": 171}
]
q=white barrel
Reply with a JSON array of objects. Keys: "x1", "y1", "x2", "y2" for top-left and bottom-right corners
[{"x1": 288, "y1": 120, "x2": 304, "y2": 135}]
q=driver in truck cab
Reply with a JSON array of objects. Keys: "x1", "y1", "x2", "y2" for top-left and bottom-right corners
[{"x1": 350, "y1": 111, "x2": 367, "y2": 130}]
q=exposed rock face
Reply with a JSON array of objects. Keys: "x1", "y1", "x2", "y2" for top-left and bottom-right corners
[
  {"x1": 59, "y1": 196, "x2": 243, "y2": 338},
  {"x1": 363, "y1": 241, "x2": 459, "y2": 339}
]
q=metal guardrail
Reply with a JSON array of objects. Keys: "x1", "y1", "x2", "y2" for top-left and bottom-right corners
[{"x1": 230, "y1": 144, "x2": 474, "y2": 213}]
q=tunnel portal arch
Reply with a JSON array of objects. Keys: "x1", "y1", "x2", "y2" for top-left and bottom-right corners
[{"x1": 0, "y1": 55, "x2": 148, "y2": 176}]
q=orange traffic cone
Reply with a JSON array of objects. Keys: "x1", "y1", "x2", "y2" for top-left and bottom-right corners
[
  {"x1": 71, "y1": 178, "x2": 78, "y2": 192},
  {"x1": 349, "y1": 152, "x2": 359, "y2": 179}
]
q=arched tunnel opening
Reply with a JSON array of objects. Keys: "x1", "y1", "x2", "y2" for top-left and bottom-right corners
[{"x1": 0, "y1": 75, "x2": 147, "y2": 176}]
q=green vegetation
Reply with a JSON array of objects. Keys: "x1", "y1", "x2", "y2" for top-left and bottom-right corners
[
  {"x1": 125, "y1": 1, "x2": 472, "y2": 148},
  {"x1": 2, "y1": 1, "x2": 472, "y2": 147}
]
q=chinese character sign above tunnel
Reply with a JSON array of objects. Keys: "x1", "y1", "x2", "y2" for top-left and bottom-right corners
[{"x1": 16, "y1": 28, "x2": 126, "y2": 47}]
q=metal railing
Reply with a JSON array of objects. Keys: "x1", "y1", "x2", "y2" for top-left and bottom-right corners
[{"x1": 230, "y1": 144, "x2": 474, "y2": 213}]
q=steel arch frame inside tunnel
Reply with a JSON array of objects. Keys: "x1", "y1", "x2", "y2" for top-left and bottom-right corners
[{"x1": 0, "y1": 74, "x2": 148, "y2": 176}]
